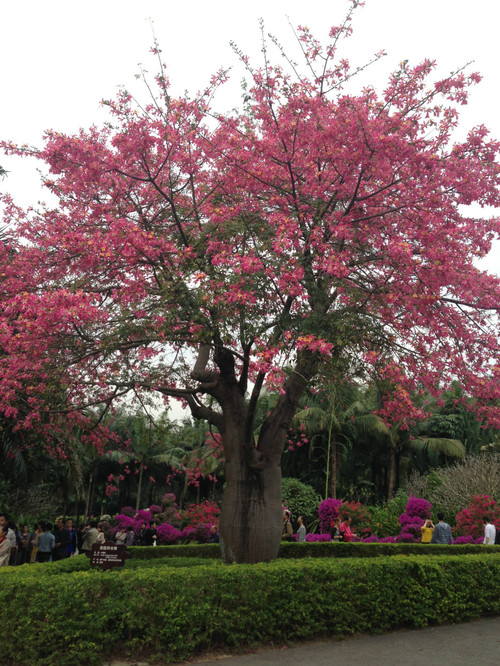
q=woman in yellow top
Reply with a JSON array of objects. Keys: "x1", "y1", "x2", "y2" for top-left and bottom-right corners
[
  {"x1": 29, "y1": 523, "x2": 43, "y2": 563},
  {"x1": 421, "y1": 519, "x2": 434, "y2": 543}
]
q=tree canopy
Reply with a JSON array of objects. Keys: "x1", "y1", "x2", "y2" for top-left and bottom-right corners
[{"x1": 1, "y1": 2, "x2": 500, "y2": 561}]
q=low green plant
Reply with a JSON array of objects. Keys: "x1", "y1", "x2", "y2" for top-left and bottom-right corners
[{"x1": 369, "y1": 490, "x2": 409, "y2": 537}]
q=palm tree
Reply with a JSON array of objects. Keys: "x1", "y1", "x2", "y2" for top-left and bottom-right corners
[
  {"x1": 167, "y1": 417, "x2": 226, "y2": 506},
  {"x1": 361, "y1": 385, "x2": 466, "y2": 499},
  {"x1": 293, "y1": 383, "x2": 367, "y2": 499},
  {"x1": 108, "y1": 412, "x2": 181, "y2": 511}
]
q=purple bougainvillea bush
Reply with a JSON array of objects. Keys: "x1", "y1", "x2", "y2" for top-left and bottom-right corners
[
  {"x1": 396, "y1": 495, "x2": 432, "y2": 543},
  {"x1": 305, "y1": 533, "x2": 332, "y2": 542},
  {"x1": 318, "y1": 499, "x2": 343, "y2": 533}
]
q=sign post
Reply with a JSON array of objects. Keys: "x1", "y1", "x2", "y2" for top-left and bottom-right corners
[{"x1": 85, "y1": 540, "x2": 130, "y2": 571}]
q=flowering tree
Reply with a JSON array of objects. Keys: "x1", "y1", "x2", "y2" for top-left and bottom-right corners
[
  {"x1": 1, "y1": 2, "x2": 500, "y2": 563},
  {"x1": 454, "y1": 494, "x2": 500, "y2": 540}
]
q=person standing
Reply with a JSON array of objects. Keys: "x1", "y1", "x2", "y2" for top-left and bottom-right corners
[
  {"x1": 281, "y1": 511, "x2": 293, "y2": 541},
  {"x1": 0, "y1": 514, "x2": 16, "y2": 564},
  {"x1": 115, "y1": 527, "x2": 127, "y2": 545},
  {"x1": 339, "y1": 514, "x2": 357, "y2": 542},
  {"x1": 421, "y1": 519, "x2": 434, "y2": 544},
  {"x1": 76, "y1": 524, "x2": 85, "y2": 554},
  {"x1": 144, "y1": 521, "x2": 158, "y2": 546},
  {"x1": 296, "y1": 516, "x2": 306, "y2": 542},
  {"x1": 135, "y1": 522, "x2": 147, "y2": 546},
  {"x1": 37, "y1": 523, "x2": 55, "y2": 563},
  {"x1": 125, "y1": 527, "x2": 135, "y2": 546},
  {"x1": 96, "y1": 525, "x2": 106, "y2": 545},
  {"x1": 18, "y1": 525, "x2": 32, "y2": 564},
  {"x1": 52, "y1": 519, "x2": 71, "y2": 561},
  {"x1": 483, "y1": 516, "x2": 496, "y2": 545},
  {"x1": 331, "y1": 517, "x2": 343, "y2": 541},
  {"x1": 30, "y1": 523, "x2": 42, "y2": 563},
  {"x1": 0, "y1": 524, "x2": 11, "y2": 567},
  {"x1": 430, "y1": 513, "x2": 453, "y2": 544},
  {"x1": 208, "y1": 525, "x2": 220, "y2": 543},
  {"x1": 81, "y1": 521, "x2": 98, "y2": 554},
  {"x1": 66, "y1": 519, "x2": 77, "y2": 556}
]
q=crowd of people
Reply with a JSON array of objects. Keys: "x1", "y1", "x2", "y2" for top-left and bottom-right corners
[
  {"x1": 1, "y1": 509, "x2": 495, "y2": 566},
  {"x1": 281, "y1": 509, "x2": 498, "y2": 545},
  {"x1": 282, "y1": 510, "x2": 359, "y2": 543},
  {"x1": 0, "y1": 512, "x2": 223, "y2": 566}
]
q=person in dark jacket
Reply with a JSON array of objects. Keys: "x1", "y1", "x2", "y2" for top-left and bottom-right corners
[
  {"x1": 52, "y1": 519, "x2": 71, "y2": 561},
  {"x1": 430, "y1": 513, "x2": 453, "y2": 544},
  {"x1": 208, "y1": 525, "x2": 220, "y2": 543},
  {"x1": 66, "y1": 519, "x2": 77, "y2": 556},
  {"x1": 143, "y1": 521, "x2": 158, "y2": 546}
]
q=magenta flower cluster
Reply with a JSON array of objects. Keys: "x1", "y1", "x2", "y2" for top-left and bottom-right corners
[
  {"x1": 113, "y1": 502, "x2": 216, "y2": 545},
  {"x1": 318, "y1": 498, "x2": 343, "y2": 533},
  {"x1": 404, "y1": 496, "x2": 433, "y2": 519},
  {"x1": 305, "y1": 533, "x2": 332, "y2": 542}
]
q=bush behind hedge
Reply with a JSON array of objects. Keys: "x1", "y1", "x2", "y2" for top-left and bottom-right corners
[{"x1": 1, "y1": 553, "x2": 499, "y2": 665}]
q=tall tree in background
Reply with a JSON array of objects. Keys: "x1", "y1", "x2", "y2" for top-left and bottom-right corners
[{"x1": 1, "y1": 1, "x2": 500, "y2": 562}]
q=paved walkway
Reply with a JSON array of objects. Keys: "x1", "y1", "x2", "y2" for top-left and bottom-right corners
[{"x1": 184, "y1": 616, "x2": 500, "y2": 665}]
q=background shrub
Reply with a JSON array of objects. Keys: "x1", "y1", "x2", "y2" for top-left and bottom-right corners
[
  {"x1": 406, "y1": 454, "x2": 500, "y2": 516},
  {"x1": 281, "y1": 478, "x2": 321, "y2": 526},
  {"x1": 454, "y1": 495, "x2": 500, "y2": 540},
  {"x1": 369, "y1": 490, "x2": 409, "y2": 538}
]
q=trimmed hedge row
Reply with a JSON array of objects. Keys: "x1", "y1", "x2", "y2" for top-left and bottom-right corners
[
  {"x1": 278, "y1": 541, "x2": 500, "y2": 558},
  {"x1": 125, "y1": 541, "x2": 500, "y2": 560},
  {"x1": 1, "y1": 553, "x2": 499, "y2": 665}
]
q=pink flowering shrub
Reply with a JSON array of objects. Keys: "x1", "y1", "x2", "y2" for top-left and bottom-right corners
[
  {"x1": 361, "y1": 535, "x2": 398, "y2": 543},
  {"x1": 156, "y1": 523, "x2": 182, "y2": 545},
  {"x1": 114, "y1": 514, "x2": 140, "y2": 530},
  {"x1": 395, "y1": 495, "x2": 431, "y2": 543},
  {"x1": 318, "y1": 499, "x2": 343, "y2": 533},
  {"x1": 453, "y1": 535, "x2": 483, "y2": 545},
  {"x1": 189, "y1": 523, "x2": 213, "y2": 543},
  {"x1": 305, "y1": 533, "x2": 332, "y2": 542},
  {"x1": 182, "y1": 500, "x2": 220, "y2": 528},
  {"x1": 454, "y1": 495, "x2": 500, "y2": 540},
  {"x1": 405, "y1": 496, "x2": 432, "y2": 519},
  {"x1": 340, "y1": 501, "x2": 372, "y2": 537},
  {"x1": 135, "y1": 509, "x2": 153, "y2": 524},
  {"x1": 156, "y1": 493, "x2": 182, "y2": 527},
  {"x1": 113, "y1": 495, "x2": 215, "y2": 545}
]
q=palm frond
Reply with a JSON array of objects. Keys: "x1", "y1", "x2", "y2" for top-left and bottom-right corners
[{"x1": 410, "y1": 437, "x2": 466, "y2": 459}]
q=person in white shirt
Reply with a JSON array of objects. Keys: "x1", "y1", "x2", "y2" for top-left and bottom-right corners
[
  {"x1": 483, "y1": 516, "x2": 496, "y2": 545},
  {"x1": 296, "y1": 515, "x2": 306, "y2": 542},
  {"x1": 0, "y1": 513, "x2": 16, "y2": 560}
]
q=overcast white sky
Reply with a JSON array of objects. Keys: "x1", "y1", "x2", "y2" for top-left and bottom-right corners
[{"x1": 1, "y1": 0, "x2": 499, "y2": 275}]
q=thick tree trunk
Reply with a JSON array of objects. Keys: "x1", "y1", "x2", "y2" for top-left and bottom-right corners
[
  {"x1": 220, "y1": 455, "x2": 282, "y2": 564},
  {"x1": 217, "y1": 383, "x2": 284, "y2": 564},
  {"x1": 189, "y1": 345, "x2": 319, "y2": 564}
]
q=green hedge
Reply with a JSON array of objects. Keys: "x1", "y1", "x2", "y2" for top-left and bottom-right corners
[
  {"x1": 128, "y1": 543, "x2": 221, "y2": 559},
  {"x1": 1, "y1": 554, "x2": 499, "y2": 665},
  {"x1": 278, "y1": 541, "x2": 500, "y2": 558},
  {"x1": 120, "y1": 541, "x2": 500, "y2": 561}
]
